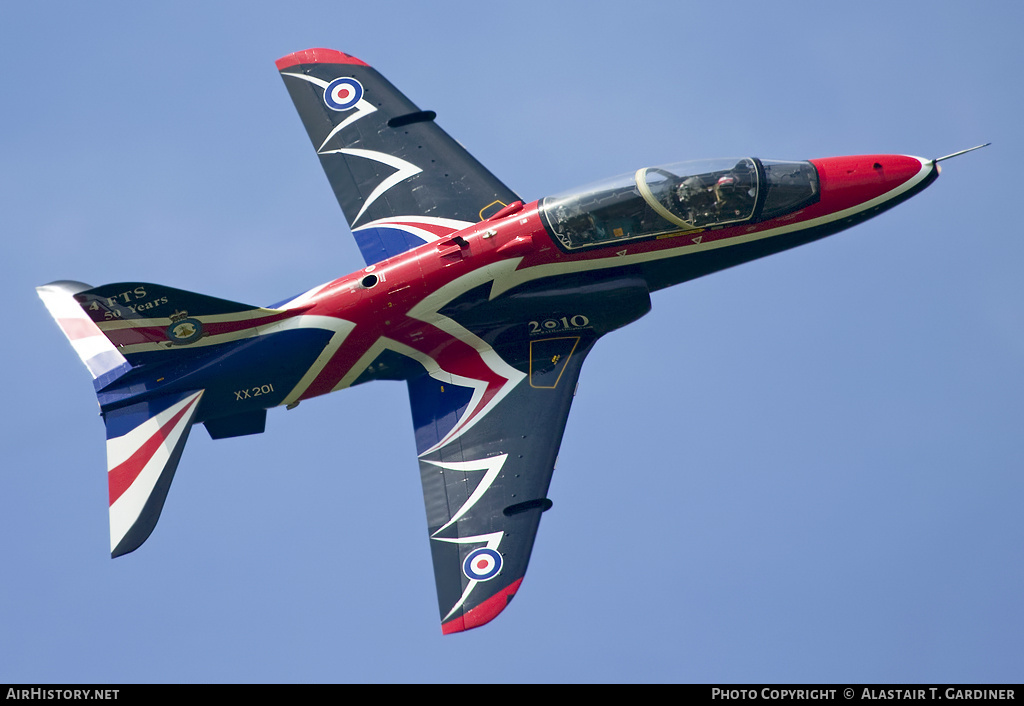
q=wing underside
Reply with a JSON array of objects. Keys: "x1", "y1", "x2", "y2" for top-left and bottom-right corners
[
  {"x1": 277, "y1": 48, "x2": 521, "y2": 265},
  {"x1": 409, "y1": 336, "x2": 592, "y2": 633},
  {"x1": 405, "y1": 274, "x2": 653, "y2": 632}
]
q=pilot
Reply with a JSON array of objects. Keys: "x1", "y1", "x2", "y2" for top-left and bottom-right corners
[
  {"x1": 675, "y1": 176, "x2": 710, "y2": 223},
  {"x1": 713, "y1": 168, "x2": 755, "y2": 220},
  {"x1": 713, "y1": 174, "x2": 738, "y2": 208},
  {"x1": 559, "y1": 210, "x2": 600, "y2": 244}
]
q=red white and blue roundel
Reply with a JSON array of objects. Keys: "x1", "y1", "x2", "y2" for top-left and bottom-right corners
[
  {"x1": 324, "y1": 77, "x2": 363, "y2": 111},
  {"x1": 463, "y1": 547, "x2": 502, "y2": 581}
]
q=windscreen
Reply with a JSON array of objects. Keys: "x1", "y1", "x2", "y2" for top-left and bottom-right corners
[
  {"x1": 541, "y1": 159, "x2": 760, "y2": 250},
  {"x1": 540, "y1": 158, "x2": 818, "y2": 251}
]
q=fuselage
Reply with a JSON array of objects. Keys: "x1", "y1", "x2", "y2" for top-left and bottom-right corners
[
  {"x1": 95, "y1": 154, "x2": 938, "y2": 429},
  {"x1": 38, "y1": 40, "x2": 963, "y2": 629}
]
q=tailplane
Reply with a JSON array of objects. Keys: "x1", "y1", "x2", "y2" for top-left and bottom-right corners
[{"x1": 104, "y1": 390, "x2": 204, "y2": 556}]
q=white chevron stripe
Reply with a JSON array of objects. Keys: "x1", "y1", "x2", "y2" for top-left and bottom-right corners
[{"x1": 320, "y1": 147, "x2": 423, "y2": 226}]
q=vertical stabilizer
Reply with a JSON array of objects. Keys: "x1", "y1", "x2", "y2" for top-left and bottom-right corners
[{"x1": 37, "y1": 281, "x2": 132, "y2": 389}]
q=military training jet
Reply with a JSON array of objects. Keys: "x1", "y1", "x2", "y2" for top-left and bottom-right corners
[{"x1": 38, "y1": 48, "x2": 983, "y2": 633}]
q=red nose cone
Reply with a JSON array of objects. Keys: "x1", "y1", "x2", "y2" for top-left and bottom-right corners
[{"x1": 811, "y1": 155, "x2": 932, "y2": 213}]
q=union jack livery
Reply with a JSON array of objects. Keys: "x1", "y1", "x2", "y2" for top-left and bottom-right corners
[{"x1": 38, "y1": 47, "x2": 985, "y2": 633}]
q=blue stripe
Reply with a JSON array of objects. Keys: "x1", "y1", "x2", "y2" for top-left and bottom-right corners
[
  {"x1": 98, "y1": 327, "x2": 335, "y2": 424},
  {"x1": 92, "y1": 359, "x2": 133, "y2": 391},
  {"x1": 354, "y1": 226, "x2": 430, "y2": 265},
  {"x1": 103, "y1": 390, "x2": 196, "y2": 440},
  {"x1": 407, "y1": 374, "x2": 475, "y2": 455}
]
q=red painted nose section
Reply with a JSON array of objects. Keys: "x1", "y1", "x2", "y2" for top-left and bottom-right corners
[{"x1": 811, "y1": 155, "x2": 932, "y2": 213}]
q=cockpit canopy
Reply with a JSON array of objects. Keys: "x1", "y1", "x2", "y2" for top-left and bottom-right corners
[{"x1": 540, "y1": 158, "x2": 819, "y2": 251}]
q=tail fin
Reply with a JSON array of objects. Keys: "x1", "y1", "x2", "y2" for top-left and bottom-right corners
[
  {"x1": 277, "y1": 48, "x2": 521, "y2": 265},
  {"x1": 46, "y1": 281, "x2": 283, "y2": 369},
  {"x1": 36, "y1": 281, "x2": 133, "y2": 389},
  {"x1": 39, "y1": 280, "x2": 270, "y2": 557},
  {"x1": 105, "y1": 390, "x2": 204, "y2": 556}
]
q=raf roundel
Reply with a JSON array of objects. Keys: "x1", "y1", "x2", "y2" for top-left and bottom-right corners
[
  {"x1": 463, "y1": 548, "x2": 502, "y2": 582},
  {"x1": 324, "y1": 77, "x2": 363, "y2": 111}
]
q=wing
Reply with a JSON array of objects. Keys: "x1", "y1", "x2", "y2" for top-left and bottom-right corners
[
  {"x1": 406, "y1": 273, "x2": 652, "y2": 633},
  {"x1": 409, "y1": 338, "x2": 589, "y2": 633},
  {"x1": 277, "y1": 48, "x2": 521, "y2": 266}
]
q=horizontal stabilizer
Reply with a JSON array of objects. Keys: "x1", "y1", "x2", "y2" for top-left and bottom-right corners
[{"x1": 105, "y1": 390, "x2": 204, "y2": 557}]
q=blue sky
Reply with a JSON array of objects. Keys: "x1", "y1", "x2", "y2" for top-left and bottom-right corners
[{"x1": 3, "y1": 1, "x2": 1022, "y2": 683}]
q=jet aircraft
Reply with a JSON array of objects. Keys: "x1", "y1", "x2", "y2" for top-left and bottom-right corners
[{"x1": 38, "y1": 48, "x2": 979, "y2": 633}]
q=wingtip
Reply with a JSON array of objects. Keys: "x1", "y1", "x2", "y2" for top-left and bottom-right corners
[
  {"x1": 275, "y1": 48, "x2": 369, "y2": 71},
  {"x1": 441, "y1": 578, "x2": 524, "y2": 634}
]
